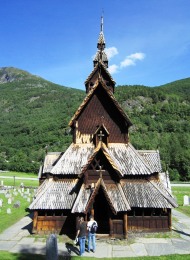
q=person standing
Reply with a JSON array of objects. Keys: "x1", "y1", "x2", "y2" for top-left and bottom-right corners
[
  {"x1": 76, "y1": 217, "x2": 87, "y2": 256},
  {"x1": 87, "y1": 216, "x2": 98, "y2": 253}
]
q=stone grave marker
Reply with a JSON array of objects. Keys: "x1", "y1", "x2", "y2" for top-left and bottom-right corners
[
  {"x1": 7, "y1": 208, "x2": 11, "y2": 214},
  {"x1": 13, "y1": 201, "x2": 20, "y2": 208},
  {"x1": 0, "y1": 199, "x2": 3, "y2": 207},
  {"x1": 27, "y1": 197, "x2": 31, "y2": 202},
  {"x1": 8, "y1": 198, "x2": 12, "y2": 204},
  {"x1": 183, "y1": 195, "x2": 189, "y2": 206},
  {"x1": 1, "y1": 180, "x2": 3, "y2": 186},
  {"x1": 46, "y1": 234, "x2": 58, "y2": 260}
]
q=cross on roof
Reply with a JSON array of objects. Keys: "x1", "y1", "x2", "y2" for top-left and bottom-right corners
[{"x1": 98, "y1": 130, "x2": 104, "y2": 141}]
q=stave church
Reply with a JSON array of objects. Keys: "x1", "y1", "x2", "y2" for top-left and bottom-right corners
[{"x1": 29, "y1": 17, "x2": 178, "y2": 238}]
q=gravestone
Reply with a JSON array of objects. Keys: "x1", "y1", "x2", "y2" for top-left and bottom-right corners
[
  {"x1": 0, "y1": 199, "x2": 3, "y2": 207},
  {"x1": 27, "y1": 197, "x2": 31, "y2": 202},
  {"x1": 13, "y1": 201, "x2": 20, "y2": 208},
  {"x1": 7, "y1": 208, "x2": 11, "y2": 214},
  {"x1": 8, "y1": 198, "x2": 12, "y2": 204},
  {"x1": 1, "y1": 180, "x2": 3, "y2": 186},
  {"x1": 183, "y1": 195, "x2": 189, "y2": 206},
  {"x1": 46, "y1": 234, "x2": 58, "y2": 260}
]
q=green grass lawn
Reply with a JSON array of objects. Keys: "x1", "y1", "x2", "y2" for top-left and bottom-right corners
[
  {"x1": 0, "y1": 172, "x2": 37, "y2": 233},
  {"x1": 172, "y1": 186, "x2": 190, "y2": 216},
  {"x1": 0, "y1": 251, "x2": 190, "y2": 260},
  {"x1": 0, "y1": 171, "x2": 39, "y2": 187},
  {"x1": 0, "y1": 171, "x2": 37, "y2": 178},
  {"x1": 0, "y1": 189, "x2": 35, "y2": 233}
]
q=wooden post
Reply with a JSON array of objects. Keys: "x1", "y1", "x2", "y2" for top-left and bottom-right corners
[
  {"x1": 168, "y1": 209, "x2": 172, "y2": 230},
  {"x1": 123, "y1": 213, "x2": 128, "y2": 239},
  {"x1": 33, "y1": 211, "x2": 38, "y2": 232},
  {"x1": 90, "y1": 208, "x2": 94, "y2": 218},
  {"x1": 109, "y1": 217, "x2": 114, "y2": 237}
]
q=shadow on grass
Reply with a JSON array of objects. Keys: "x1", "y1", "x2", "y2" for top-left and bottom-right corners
[
  {"x1": 65, "y1": 242, "x2": 79, "y2": 256},
  {"x1": 13, "y1": 245, "x2": 73, "y2": 260}
]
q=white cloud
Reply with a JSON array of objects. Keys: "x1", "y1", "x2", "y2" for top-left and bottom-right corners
[
  {"x1": 105, "y1": 47, "x2": 118, "y2": 59},
  {"x1": 120, "y1": 58, "x2": 135, "y2": 67},
  {"x1": 108, "y1": 64, "x2": 119, "y2": 74},
  {"x1": 120, "y1": 52, "x2": 145, "y2": 68},
  {"x1": 128, "y1": 53, "x2": 145, "y2": 60}
]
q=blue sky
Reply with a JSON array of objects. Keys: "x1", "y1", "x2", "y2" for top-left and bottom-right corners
[{"x1": 1, "y1": 0, "x2": 190, "y2": 90}]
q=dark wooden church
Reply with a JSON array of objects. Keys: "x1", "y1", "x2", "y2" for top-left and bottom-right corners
[{"x1": 29, "y1": 17, "x2": 178, "y2": 238}]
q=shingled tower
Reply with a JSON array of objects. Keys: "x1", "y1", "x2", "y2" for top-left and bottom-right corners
[{"x1": 29, "y1": 17, "x2": 177, "y2": 238}]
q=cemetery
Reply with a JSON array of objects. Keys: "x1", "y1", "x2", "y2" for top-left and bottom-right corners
[{"x1": 0, "y1": 179, "x2": 37, "y2": 233}]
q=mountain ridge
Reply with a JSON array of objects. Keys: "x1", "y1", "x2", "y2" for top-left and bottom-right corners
[{"x1": 0, "y1": 67, "x2": 189, "y2": 181}]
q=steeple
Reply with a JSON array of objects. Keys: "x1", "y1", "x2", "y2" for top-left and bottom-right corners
[
  {"x1": 85, "y1": 16, "x2": 115, "y2": 94},
  {"x1": 93, "y1": 16, "x2": 108, "y2": 68}
]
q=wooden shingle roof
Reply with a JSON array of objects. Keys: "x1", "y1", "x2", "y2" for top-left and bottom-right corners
[
  {"x1": 71, "y1": 178, "x2": 131, "y2": 214},
  {"x1": 29, "y1": 178, "x2": 77, "y2": 210},
  {"x1": 121, "y1": 178, "x2": 178, "y2": 209},
  {"x1": 84, "y1": 62, "x2": 115, "y2": 85},
  {"x1": 108, "y1": 143, "x2": 155, "y2": 175},
  {"x1": 43, "y1": 142, "x2": 162, "y2": 177},
  {"x1": 138, "y1": 150, "x2": 162, "y2": 173},
  {"x1": 42, "y1": 152, "x2": 62, "y2": 174},
  {"x1": 50, "y1": 143, "x2": 94, "y2": 175}
]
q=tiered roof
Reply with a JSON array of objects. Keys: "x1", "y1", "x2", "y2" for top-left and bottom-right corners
[{"x1": 29, "y1": 17, "x2": 177, "y2": 214}]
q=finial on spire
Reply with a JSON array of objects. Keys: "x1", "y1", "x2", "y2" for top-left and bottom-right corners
[{"x1": 101, "y1": 15, "x2": 103, "y2": 32}]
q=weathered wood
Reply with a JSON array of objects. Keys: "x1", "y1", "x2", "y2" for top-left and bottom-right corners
[
  {"x1": 109, "y1": 217, "x2": 113, "y2": 237},
  {"x1": 32, "y1": 211, "x2": 38, "y2": 232},
  {"x1": 123, "y1": 213, "x2": 128, "y2": 239},
  {"x1": 128, "y1": 216, "x2": 169, "y2": 231},
  {"x1": 168, "y1": 209, "x2": 172, "y2": 230},
  {"x1": 76, "y1": 90, "x2": 129, "y2": 144}
]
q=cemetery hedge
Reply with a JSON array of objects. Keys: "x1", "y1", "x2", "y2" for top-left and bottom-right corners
[{"x1": 0, "y1": 67, "x2": 189, "y2": 181}]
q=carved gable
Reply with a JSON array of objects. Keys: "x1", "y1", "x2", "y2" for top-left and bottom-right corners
[{"x1": 72, "y1": 82, "x2": 131, "y2": 144}]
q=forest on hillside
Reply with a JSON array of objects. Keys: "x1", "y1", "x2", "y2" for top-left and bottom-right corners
[{"x1": 0, "y1": 68, "x2": 189, "y2": 181}]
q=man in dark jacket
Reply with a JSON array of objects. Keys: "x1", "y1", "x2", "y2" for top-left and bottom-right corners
[{"x1": 76, "y1": 217, "x2": 87, "y2": 256}]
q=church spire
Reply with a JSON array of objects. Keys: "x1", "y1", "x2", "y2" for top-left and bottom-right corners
[{"x1": 93, "y1": 15, "x2": 108, "y2": 68}]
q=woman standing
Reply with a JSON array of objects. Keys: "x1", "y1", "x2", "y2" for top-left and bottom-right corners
[{"x1": 76, "y1": 217, "x2": 87, "y2": 256}]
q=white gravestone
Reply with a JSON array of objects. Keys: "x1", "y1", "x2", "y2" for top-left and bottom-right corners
[
  {"x1": 183, "y1": 195, "x2": 189, "y2": 206},
  {"x1": 8, "y1": 198, "x2": 12, "y2": 204},
  {"x1": 7, "y1": 208, "x2": 11, "y2": 214}
]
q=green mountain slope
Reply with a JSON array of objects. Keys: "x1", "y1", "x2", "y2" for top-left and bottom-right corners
[{"x1": 0, "y1": 67, "x2": 189, "y2": 181}]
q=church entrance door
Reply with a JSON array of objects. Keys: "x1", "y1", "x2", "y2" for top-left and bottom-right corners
[{"x1": 93, "y1": 187, "x2": 110, "y2": 234}]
